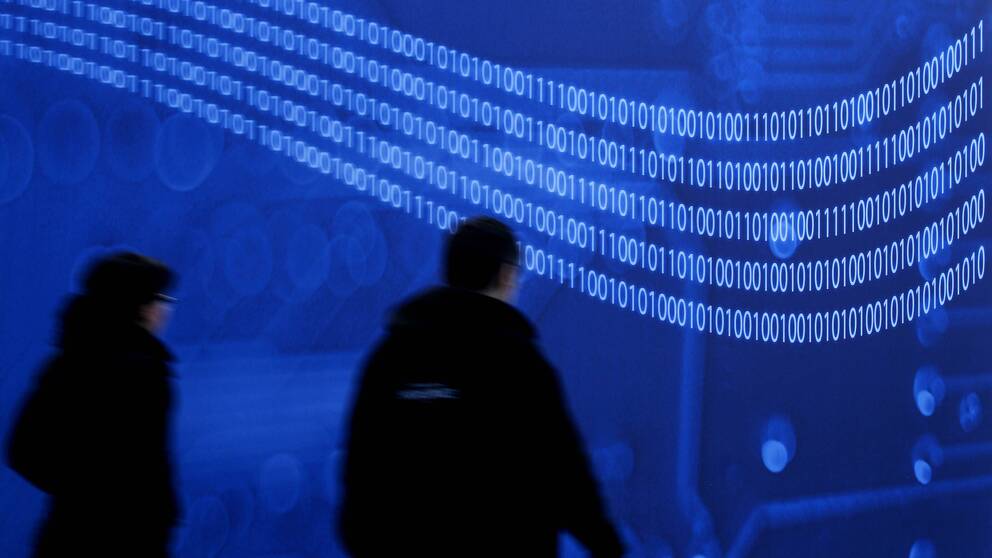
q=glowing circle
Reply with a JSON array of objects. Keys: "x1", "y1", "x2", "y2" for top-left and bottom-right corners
[
  {"x1": 915, "y1": 391, "x2": 936, "y2": 417},
  {"x1": 217, "y1": 485, "x2": 255, "y2": 540},
  {"x1": 287, "y1": 224, "x2": 331, "y2": 293},
  {"x1": 155, "y1": 113, "x2": 223, "y2": 191},
  {"x1": 593, "y1": 442, "x2": 636, "y2": 482},
  {"x1": 911, "y1": 435, "x2": 942, "y2": 485},
  {"x1": 37, "y1": 100, "x2": 99, "y2": 185},
  {"x1": 651, "y1": 0, "x2": 690, "y2": 45},
  {"x1": 959, "y1": 392, "x2": 982, "y2": 433},
  {"x1": 280, "y1": 152, "x2": 321, "y2": 185},
  {"x1": 761, "y1": 415, "x2": 796, "y2": 474},
  {"x1": 325, "y1": 234, "x2": 361, "y2": 297},
  {"x1": 551, "y1": 111, "x2": 585, "y2": 169},
  {"x1": 223, "y1": 225, "x2": 273, "y2": 297},
  {"x1": 331, "y1": 202, "x2": 387, "y2": 286},
  {"x1": 259, "y1": 453, "x2": 304, "y2": 514},
  {"x1": 913, "y1": 459, "x2": 932, "y2": 485},
  {"x1": 913, "y1": 367, "x2": 945, "y2": 416},
  {"x1": 768, "y1": 202, "x2": 800, "y2": 260},
  {"x1": 0, "y1": 115, "x2": 30, "y2": 204},
  {"x1": 768, "y1": 226, "x2": 799, "y2": 259},
  {"x1": 343, "y1": 234, "x2": 369, "y2": 285},
  {"x1": 909, "y1": 539, "x2": 936, "y2": 558},
  {"x1": 737, "y1": 58, "x2": 766, "y2": 105},
  {"x1": 761, "y1": 440, "x2": 789, "y2": 473},
  {"x1": 705, "y1": 2, "x2": 732, "y2": 36},
  {"x1": 915, "y1": 308, "x2": 949, "y2": 347},
  {"x1": 652, "y1": 91, "x2": 691, "y2": 156},
  {"x1": 105, "y1": 101, "x2": 159, "y2": 182},
  {"x1": 179, "y1": 495, "x2": 231, "y2": 556}
]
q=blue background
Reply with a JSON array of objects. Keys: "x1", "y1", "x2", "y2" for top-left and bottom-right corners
[{"x1": 1, "y1": 1, "x2": 990, "y2": 556}]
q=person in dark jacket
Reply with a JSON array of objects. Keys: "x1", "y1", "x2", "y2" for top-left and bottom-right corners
[
  {"x1": 339, "y1": 217, "x2": 624, "y2": 557},
  {"x1": 6, "y1": 252, "x2": 180, "y2": 557}
]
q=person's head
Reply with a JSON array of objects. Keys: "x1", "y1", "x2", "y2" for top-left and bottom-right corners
[
  {"x1": 444, "y1": 217, "x2": 519, "y2": 303},
  {"x1": 82, "y1": 252, "x2": 176, "y2": 334}
]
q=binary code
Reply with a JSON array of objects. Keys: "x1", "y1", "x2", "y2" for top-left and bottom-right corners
[{"x1": 0, "y1": 0, "x2": 986, "y2": 343}]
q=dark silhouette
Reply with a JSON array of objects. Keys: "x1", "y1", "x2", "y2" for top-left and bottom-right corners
[
  {"x1": 6, "y1": 252, "x2": 180, "y2": 557},
  {"x1": 339, "y1": 217, "x2": 624, "y2": 557}
]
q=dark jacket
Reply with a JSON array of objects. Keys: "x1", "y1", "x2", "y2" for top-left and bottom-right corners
[
  {"x1": 339, "y1": 287, "x2": 623, "y2": 557},
  {"x1": 6, "y1": 296, "x2": 179, "y2": 557}
]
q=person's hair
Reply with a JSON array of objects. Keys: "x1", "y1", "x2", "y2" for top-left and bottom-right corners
[
  {"x1": 444, "y1": 217, "x2": 518, "y2": 291},
  {"x1": 82, "y1": 251, "x2": 174, "y2": 322}
]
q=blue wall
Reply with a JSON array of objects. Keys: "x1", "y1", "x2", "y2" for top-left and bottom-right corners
[{"x1": 1, "y1": 0, "x2": 990, "y2": 556}]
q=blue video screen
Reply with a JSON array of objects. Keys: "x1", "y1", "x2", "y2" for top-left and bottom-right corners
[{"x1": 0, "y1": 0, "x2": 990, "y2": 556}]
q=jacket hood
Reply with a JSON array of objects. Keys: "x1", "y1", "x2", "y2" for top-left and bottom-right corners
[{"x1": 389, "y1": 287, "x2": 536, "y2": 342}]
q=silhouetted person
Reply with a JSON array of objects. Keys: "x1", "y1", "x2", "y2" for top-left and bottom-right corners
[
  {"x1": 6, "y1": 252, "x2": 180, "y2": 557},
  {"x1": 339, "y1": 217, "x2": 624, "y2": 557}
]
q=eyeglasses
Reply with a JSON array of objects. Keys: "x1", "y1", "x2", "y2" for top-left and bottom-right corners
[{"x1": 155, "y1": 293, "x2": 178, "y2": 304}]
